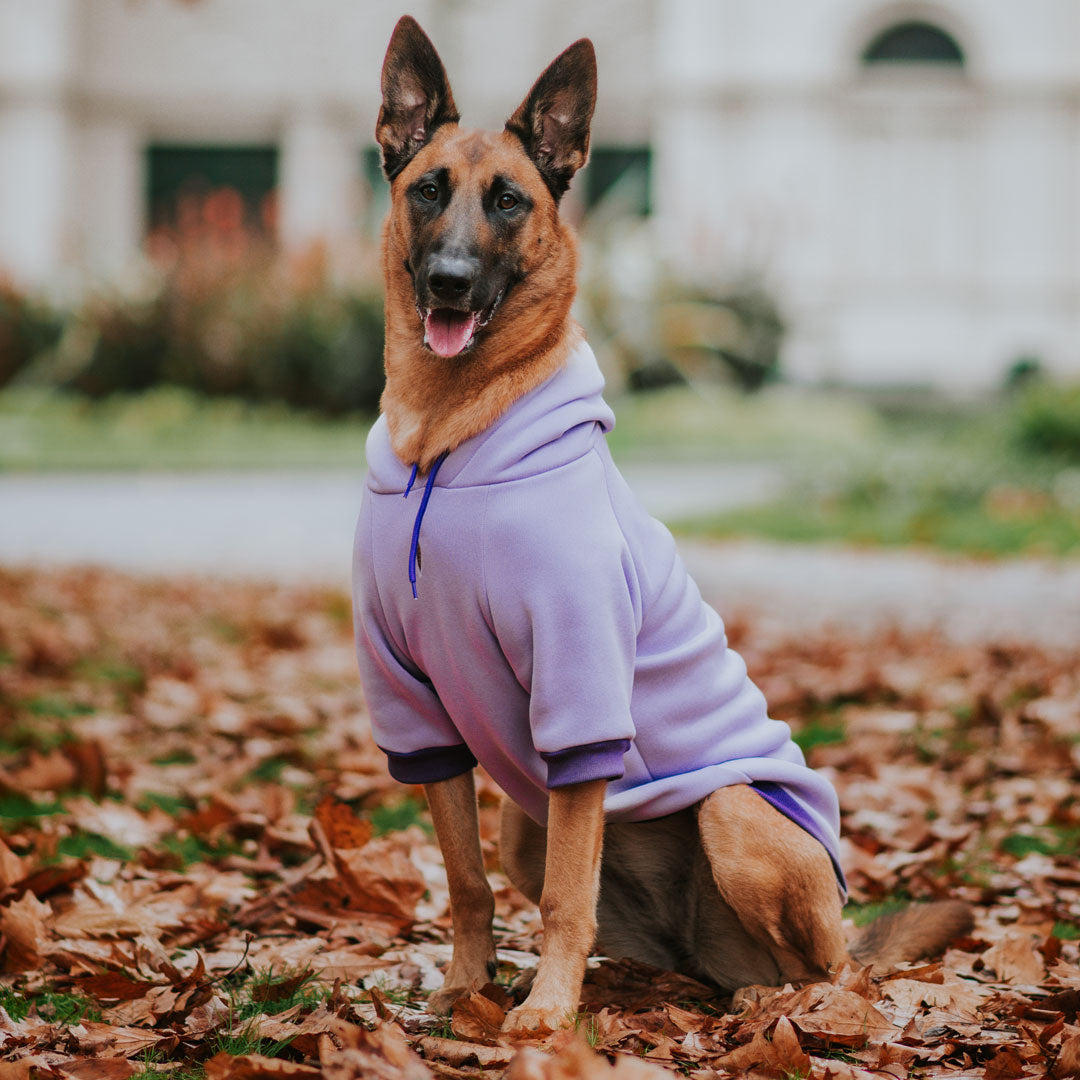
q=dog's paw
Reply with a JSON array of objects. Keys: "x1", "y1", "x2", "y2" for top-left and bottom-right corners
[
  {"x1": 428, "y1": 984, "x2": 471, "y2": 1016},
  {"x1": 501, "y1": 1000, "x2": 572, "y2": 1036}
]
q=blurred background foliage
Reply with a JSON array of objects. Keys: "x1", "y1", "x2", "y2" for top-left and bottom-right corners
[{"x1": 1, "y1": 187, "x2": 1079, "y2": 558}]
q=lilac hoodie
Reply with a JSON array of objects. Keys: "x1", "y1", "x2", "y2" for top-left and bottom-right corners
[{"x1": 353, "y1": 342, "x2": 844, "y2": 885}]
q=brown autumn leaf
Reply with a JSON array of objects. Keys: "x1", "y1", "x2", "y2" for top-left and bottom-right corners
[
  {"x1": 55, "y1": 1061, "x2": 139, "y2": 1080},
  {"x1": 715, "y1": 1016, "x2": 813, "y2": 1077},
  {"x1": 0, "y1": 1062, "x2": 35, "y2": 1080},
  {"x1": 320, "y1": 1020, "x2": 436, "y2": 1080},
  {"x1": 204, "y1": 1054, "x2": 321, "y2": 1080},
  {"x1": 0, "y1": 892, "x2": 53, "y2": 971},
  {"x1": 70, "y1": 1020, "x2": 165, "y2": 1058},
  {"x1": 330, "y1": 837, "x2": 426, "y2": 921},
  {"x1": 983, "y1": 932, "x2": 1047, "y2": 986},
  {"x1": 314, "y1": 796, "x2": 374, "y2": 850},
  {"x1": 784, "y1": 983, "x2": 899, "y2": 1046},
  {"x1": 2, "y1": 568, "x2": 1079, "y2": 1079},
  {"x1": 449, "y1": 989, "x2": 507, "y2": 1044},
  {"x1": 414, "y1": 1035, "x2": 516, "y2": 1069},
  {"x1": 72, "y1": 971, "x2": 163, "y2": 1002},
  {"x1": 982, "y1": 1045, "x2": 1032, "y2": 1080},
  {"x1": 1054, "y1": 1034, "x2": 1080, "y2": 1080},
  {"x1": 62, "y1": 739, "x2": 109, "y2": 799},
  {"x1": 0, "y1": 837, "x2": 25, "y2": 888},
  {"x1": 507, "y1": 1032, "x2": 673, "y2": 1078}
]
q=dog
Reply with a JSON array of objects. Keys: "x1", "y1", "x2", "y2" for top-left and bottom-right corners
[{"x1": 352, "y1": 15, "x2": 972, "y2": 1035}]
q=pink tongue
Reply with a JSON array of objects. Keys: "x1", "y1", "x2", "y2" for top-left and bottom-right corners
[{"x1": 425, "y1": 309, "x2": 478, "y2": 357}]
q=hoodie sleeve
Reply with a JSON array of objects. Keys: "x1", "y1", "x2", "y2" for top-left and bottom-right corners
[
  {"x1": 484, "y1": 458, "x2": 641, "y2": 788},
  {"x1": 353, "y1": 511, "x2": 477, "y2": 786}
]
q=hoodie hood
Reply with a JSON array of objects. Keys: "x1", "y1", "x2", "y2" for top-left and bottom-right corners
[{"x1": 365, "y1": 341, "x2": 615, "y2": 494}]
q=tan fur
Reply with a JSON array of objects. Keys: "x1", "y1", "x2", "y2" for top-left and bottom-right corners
[
  {"x1": 500, "y1": 786, "x2": 973, "y2": 997},
  {"x1": 376, "y1": 19, "x2": 971, "y2": 1033},
  {"x1": 381, "y1": 125, "x2": 583, "y2": 472},
  {"x1": 423, "y1": 773, "x2": 496, "y2": 1015},
  {"x1": 504, "y1": 779, "x2": 606, "y2": 1032},
  {"x1": 850, "y1": 899, "x2": 974, "y2": 968}
]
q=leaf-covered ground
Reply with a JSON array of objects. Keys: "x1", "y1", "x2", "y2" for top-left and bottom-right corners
[{"x1": 0, "y1": 566, "x2": 1078, "y2": 1079}]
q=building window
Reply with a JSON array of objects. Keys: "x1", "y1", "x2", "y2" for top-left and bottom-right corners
[
  {"x1": 585, "y1": 147, "x2": 651, "y2": 217},
  {"x1": 862, "y1": 21, "x2": 964, "y2": 66},
  {"x1": 146, "y1": 145, "x2": 279, "y2": 241}
]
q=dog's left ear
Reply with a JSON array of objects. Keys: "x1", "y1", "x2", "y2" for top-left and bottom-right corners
[
  {"x1": 376, "y1": 16, "x2": 460, "y2": 181},
  {"x1": 505, "y1": 39, "x2": 597, "y2": 201}
]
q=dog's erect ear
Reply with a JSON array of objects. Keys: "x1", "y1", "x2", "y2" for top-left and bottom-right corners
[
  {"x1": 376, "y1": 16, "x2": 459, "y2": 181},
  {"x1": 505, "y1": 39, "x2": 597, "y2": 201}
]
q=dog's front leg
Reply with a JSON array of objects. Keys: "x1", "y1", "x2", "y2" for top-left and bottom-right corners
[
  {"x1": 503, "y1": 778, "x2": 606, "y2": 1034},
  {"x1": 424, "y1": 772, "x2": 497, "y2": 1015}
]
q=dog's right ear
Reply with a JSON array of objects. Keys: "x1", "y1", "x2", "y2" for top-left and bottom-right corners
[{"x1": 376, "y1": 16, "x2": 459, "y2": 181}]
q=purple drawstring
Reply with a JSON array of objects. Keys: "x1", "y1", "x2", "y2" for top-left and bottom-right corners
[
  {"x1": 405, "y1": 452, "x2": 448, "y2": 598},
  {"x1": 403, "y1": 463, "x2": 418, "y2": 499}
]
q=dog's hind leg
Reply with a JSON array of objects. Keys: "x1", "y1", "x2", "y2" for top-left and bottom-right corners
[
  {"x1": 499, "y1": 796, "x2": 547, "y2": 905},
  {"x1": 425, "y1": 772, "x2": 498, "y2": 1015},
  {"x1": 696, "y1": 784, "x2": 846, "y2": 988}
]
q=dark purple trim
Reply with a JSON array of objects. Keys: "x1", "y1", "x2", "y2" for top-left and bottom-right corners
[
  {"x1": 751, "y1": 781, "x2": 847, "y2": 892},
  {"x1": 541, "y1": 739, "x2": 631, "y2": 788},
  {"x1": 381, "y1": 743, "x2": 478, "y2": 784}
]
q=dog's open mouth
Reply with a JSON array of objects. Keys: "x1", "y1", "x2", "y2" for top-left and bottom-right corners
[{"x1": 422, "y1": 291, "x2": 504, "y2": 358}]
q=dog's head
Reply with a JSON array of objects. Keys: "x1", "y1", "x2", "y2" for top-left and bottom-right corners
[{"x1": 376, "y1": 16, "x2": 596, "y2": 360}]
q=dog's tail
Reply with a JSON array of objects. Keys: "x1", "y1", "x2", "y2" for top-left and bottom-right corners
[{"x1": 850, "y1": 900, "x2": 973, "y2": 969}]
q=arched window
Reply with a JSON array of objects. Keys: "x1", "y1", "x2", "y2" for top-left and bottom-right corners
[{"x1": 862, "y1": 21, "x2": 965, "y2": 66}]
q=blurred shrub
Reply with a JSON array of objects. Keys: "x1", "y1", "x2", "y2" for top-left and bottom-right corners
[
  {"x1": 578, "y1": 218, "x2": 785, "y2": 394},
  {"x1": 1012, "y1": 382, "x2": 1080, "y2": 461},
  {"x1": 656, "y1": 285, "x2": 784, "y2": 392},
  {"x1": 18, "y1": 189, "x2": 385, "y2": 415},
  {"x1": 0, "y1": 282, "x2": 63, "y2": 390}
]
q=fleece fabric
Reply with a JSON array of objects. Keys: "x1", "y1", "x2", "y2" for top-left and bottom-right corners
[{"x1": 352, "y1": 341, "x2": 844, "y2": 885}]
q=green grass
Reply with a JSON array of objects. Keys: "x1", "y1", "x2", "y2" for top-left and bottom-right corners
[
  {"x1": 0, "y1": 793, "x2": 66, "y2": 820},
  {"x1": 1000, "y1": 826, "x2": 1080, "y2": 858},
  {"x1": 56, "y1": 831, "x2": 134, "y2": 862},
  {"x1": 606, "y1": 382, "x2": 884, "y2": 463},
  {"x1": 792, "y1": 718, "x2": 847, "y2": 754},
  {"x1": 845, "y1": 898, "x2": 910, "y2": 928},
  {"x1": 4, "y1": 380, "x2": 1078, "y2": 557},
  {"x1": 0, "y1": 386, "x2": 369, "y2": 472},
  {"x1": 159, "y1": 832, "x2": 243, "y2": 868},
  {"x1": 0, "y1": 986, "x2": 101, "y2": 1025},
  {"x1": 368, "y1": 796, "x2": 430, "y2": 836},
  {"x1": 137, "y1": 791, "x2": 193, "y2": 816},
  {"x1": 676, "y1": 492, "x2": 1080, "y2": 557}
]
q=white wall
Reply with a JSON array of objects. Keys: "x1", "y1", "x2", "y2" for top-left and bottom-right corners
[
  {"x1": 653, "y1": 0, "x2": 1080, "y2": 388},
  {"x1": 0, "y1": 0, "x2": 1077, "y2": 388}
]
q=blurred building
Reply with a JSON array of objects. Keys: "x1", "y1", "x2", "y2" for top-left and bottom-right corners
[{"x1": 0, "y1": 0, "x2": 1077, "y2": 389}]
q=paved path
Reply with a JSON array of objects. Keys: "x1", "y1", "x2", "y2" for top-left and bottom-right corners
[
  {"x1": 0, "y1": 463, "x2": 779, "y2": 587},
  {"x1": 2, "y1": 468, "x2": 1077, "y2": 645}
]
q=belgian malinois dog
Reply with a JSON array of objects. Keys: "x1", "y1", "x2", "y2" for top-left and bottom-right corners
[{"x1": 353, "y1": 15, "x2": 971, "y2": 1035}]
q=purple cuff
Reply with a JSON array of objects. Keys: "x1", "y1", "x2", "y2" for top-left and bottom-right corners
[
  {"x1": 541, "y1": 739, "x2": 631, "y2": 788},
  {"x1": 381, "y1": 743, "x2": 478, "y2": 784},
  {"x1": 751, "y1": 781, "x2": 847, "y2": 893}
]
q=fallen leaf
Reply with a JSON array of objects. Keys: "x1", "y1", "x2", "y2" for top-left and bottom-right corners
[
  {"x1": 983, "y1": 933, "x2": 1047, "y2": 986},
  {"x1": 0, "y1": 892, "x2": 52, "y2": 971},
  {"x1": 314, "y1": 797, "x2": 373, "y2": 850},
  {"x1": 716, "y1": 1016, "x2": 813, "y2": 1076},
  {"x1": 1054, "y1": 1034, "x2": 1080, "y2": 1079},
  {"x1": 449, "y1": 989, "x2": 507, "y2": 1044},
  {"x1": 204, "y1": 1054, "x2": 321, "y2": 1080}
]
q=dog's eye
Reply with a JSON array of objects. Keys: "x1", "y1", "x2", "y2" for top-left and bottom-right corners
[
  {"x1": 419, "y1": 183, "x2": 438, "y2": 202},
  {"x1": 496, "y1": 192, "x2": 518, "y2": 211}
]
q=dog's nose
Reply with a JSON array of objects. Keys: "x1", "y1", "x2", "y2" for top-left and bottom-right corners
[{"x1": 426, "y1": 255, "x2": 476, "y2": 303}]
